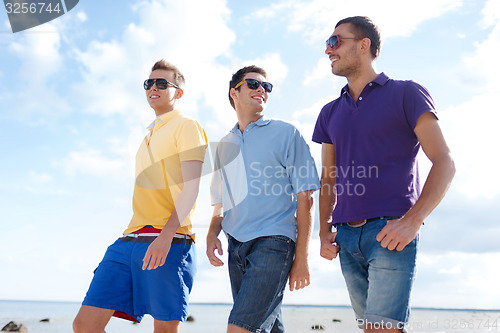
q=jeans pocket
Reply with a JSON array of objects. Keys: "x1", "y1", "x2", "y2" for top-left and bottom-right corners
[
  {"x1": 335, "y1": 225, "x2": 343, "y2": 249},
  {"x1": 266, "y1": 235, "x2": 293, "y2": 243}
]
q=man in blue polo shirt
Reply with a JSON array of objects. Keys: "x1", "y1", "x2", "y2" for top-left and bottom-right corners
[
  {"x1": 206, "y1": 65, "x2": 320, "y2": 333},
  {"x1": 313, "y1": 16, "x2": 455, "y2": 332}
]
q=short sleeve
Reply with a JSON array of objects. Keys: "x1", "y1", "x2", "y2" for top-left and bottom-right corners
[
  {"x1": 403, "y1": 81, "x2": 438, "y2": 130},
  {"x1": 177, "y1": 120, "x2": 208, "y2": 162},
  {"x1": 210, "y1": 145, "x2": 223, "y2": 205},
  {"x1": 312, "y1": 103, "x2": 333, "y2": 144},
  {"x1": 286, "y1": 128, "x2": 321, "y2": 194}
]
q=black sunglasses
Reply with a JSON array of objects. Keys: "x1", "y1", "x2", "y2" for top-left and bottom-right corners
[
  {"x1": 144, "y1": 78, "x2": 179, "y2": 90},
  {"x1": 325, "y1": 35, "x2": 361, "y2": 50},
  {"x1": 234, "y1": 78, "x2": 273, "y2": 93}
]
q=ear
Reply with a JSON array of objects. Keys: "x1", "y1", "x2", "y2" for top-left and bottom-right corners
[
  {"x1": 229, "y1": 88, "x2": 238, "y2": 101},
  {"x1": 360, "y1": 37, "x2": 372, "y2": 55},
  {"x1": 175, "y1": 88, "x2": 184, "y2": 99}
]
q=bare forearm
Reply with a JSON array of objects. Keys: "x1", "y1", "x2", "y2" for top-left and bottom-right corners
[
  {"x1": 319, "y1": 182, "x2": 336, "y2": 235},
  {"x1": 405, "y1": 154, "x2": 455, "y2": 224},
  {"x1": 161, "y1": 183, "x2": 200, "y2": 237},
  {"x1": 295, "y1": 191, "x2": 314, "y2": 260},
  {"x1": 207, "y1": 214, "x2": 223, "y2": 238}
]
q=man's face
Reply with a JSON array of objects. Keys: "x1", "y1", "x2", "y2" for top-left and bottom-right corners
[
  {"x1": 325, "y1": 23, "x2": 362, "y2": 77},
  {"x1": 232, "y1": 72, "x2": 269, "y2": 112},
  {"x1": 145, "y1": 69, "x2": 180, "y2": 115}
]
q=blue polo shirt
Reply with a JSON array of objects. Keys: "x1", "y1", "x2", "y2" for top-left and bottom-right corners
[
  {"x1": 312, "y1": 73, "x2": 437, "y2": 224},
  {"x1": 211, "y1": 117, "x2": 320, "y2": 242}
]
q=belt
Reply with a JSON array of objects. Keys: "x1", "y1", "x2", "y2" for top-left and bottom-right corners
[
  {"x1": 119, "y1": 233, "x2": 194, "y2": 245},
  {"x1": 345, "y1": 216, "x2": 389, "y2": 228}
]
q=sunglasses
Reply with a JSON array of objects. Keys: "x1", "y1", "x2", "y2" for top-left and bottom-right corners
[
  {"x1": 234, "y1": 78, "x2": 273, "y2": 93},
  {"x1": 143, "y1": 78, "x2": 179, "y2": 90},
  {"x1": 325, "y1": 35, "x2": 361, "y2": 50}
]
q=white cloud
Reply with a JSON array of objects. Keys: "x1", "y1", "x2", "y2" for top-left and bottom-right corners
[
  {"x1": 28, "y1": 171, "x2": 53, "y2": 184},
  {"x1": 303, "y1": 58, "x2": 332, "y2": 87},
  {"x1": 76, "y1": 11, "x2": 88, "y2": 23},
  {"x1": 250, "y1": 0, "x2": 463, "y2": 42},
  {"x1": 413, "y1": 252, "x2": 500, "y2": 309},
  {"x1": 480, "y1": 0, "x2": 500, "y2": 28},
  {"x1": 440, "y1": 18, "x2": 500, "y2": 199},
  {"x1": 57, "y1": 149, "x2": 127, "y2": 178},
  {"x1": 249, "y1": 2, "x2": 294, "y2": 20},
  {"x1": 440, "y1": 94, "x2": 500, "y2": 199},
  {"x1": 8, "y1": 23, "x2": 62, "y2": 82},
  {"x1": 462, "y1": 23, "x2": 500, "y2": 94},
  {"x1": 4, "y1": 23, "x2": 73, "y2": 119},
  {"x1": 73, "y1": 0, "x2": 236, "y2": 127}
]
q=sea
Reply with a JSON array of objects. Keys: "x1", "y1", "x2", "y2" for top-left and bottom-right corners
[{"x1": 1, "y1": 300, "x2": 499, "y2": 332}]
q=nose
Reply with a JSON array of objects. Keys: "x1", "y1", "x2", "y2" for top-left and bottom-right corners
[{"x1": 325, "y1": 44, "x2": 333, "y2": 55}]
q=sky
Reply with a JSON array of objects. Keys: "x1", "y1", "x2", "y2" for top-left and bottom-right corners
[{"x1": 0, "y1": 0, "x2": 499, "y2": 310}]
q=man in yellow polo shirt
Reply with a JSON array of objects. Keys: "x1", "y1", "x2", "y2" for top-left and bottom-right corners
[{"x1": 73, "y1": 60, "x2": 207, "y2": 333}]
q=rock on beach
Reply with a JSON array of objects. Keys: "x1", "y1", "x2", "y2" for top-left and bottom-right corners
[{"x1": 1, "y1": 321, "x2": 28, "y2": 332}]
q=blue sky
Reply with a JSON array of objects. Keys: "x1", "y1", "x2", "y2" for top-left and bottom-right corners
[{"x1": 1, "y1": 0, "x2": 499, "y2": 310}]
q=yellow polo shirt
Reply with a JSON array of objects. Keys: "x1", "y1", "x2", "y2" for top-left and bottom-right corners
[{"x1": 123, "y1": 109, "x2": 208, "y2": 236}]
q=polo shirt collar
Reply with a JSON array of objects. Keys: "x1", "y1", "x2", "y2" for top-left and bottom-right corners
[
  {"x1": 230, "y1": 115, "x2": 271, "y2": 133},
  {"x1": 147, "y1": 109, "x2": 182, "y2": 130},
  {"x1": 340, "y1": 72, "x2": 390, "y2": 96}
]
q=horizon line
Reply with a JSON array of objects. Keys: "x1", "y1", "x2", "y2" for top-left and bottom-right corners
[{"x1": 1, "y1": 299, "x2": 498, "y2": 312}]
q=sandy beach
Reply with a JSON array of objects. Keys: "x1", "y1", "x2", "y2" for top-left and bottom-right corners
[{"x1": 1, "y1": 301, "x2": 499, "y2": 332}]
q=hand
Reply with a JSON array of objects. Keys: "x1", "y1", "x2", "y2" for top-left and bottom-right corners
[
  {"x1": 288, "y1": 259, "x2": 310, "y2": 291},
  {"x1": 142, "y1": 235, "x2": 172, "y2": 270},
  {"x1": 319, "y1": 230, "x2": 339, "y2": 260},
  {"x1": 376, "y1": 217, "x2": 421, "y2": 251},
  {"x1": 206, "y1": 234, "x2": 224, "y2": 267}
]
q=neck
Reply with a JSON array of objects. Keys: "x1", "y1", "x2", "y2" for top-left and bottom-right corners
[
  {"x1": 346, "y1": 65, "x2": 378, "y2": 101},
  {"x1": 236, "y1": 110, "x2": 263, "y2": 132},
  {"x1": 154, "y1": 107, "x2": 175, "y2": 117}
]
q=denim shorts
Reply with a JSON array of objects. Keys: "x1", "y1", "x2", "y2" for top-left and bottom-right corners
[
  {"x1": 227, "y1": 234, "x2": 295, "y2": 333},
  {"x1": 82, "y1": 236, "x2": 196, "y2": 322},
  {"x1": 335, "y1": 217, "x2": 417, "y2": 332}
]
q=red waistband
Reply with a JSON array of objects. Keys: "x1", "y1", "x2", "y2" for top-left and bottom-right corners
[{"x1": 131, "y1": 226, "x2": 162, "y2": 234}]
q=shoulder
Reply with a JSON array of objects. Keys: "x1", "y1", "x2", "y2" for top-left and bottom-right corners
[
  {"x1": 267, "y1": 119, "x2": 302, "y2": 136},
  {"x1": 386, "y1": 78, "x2": 431, "y2": 96},
  {"x1": 269, "y1": 119, "x2": 296, "y2": 130},
  {"x1": 176, "y1": 113, "x2": 202, "y2": 126},
  {"x1": 173, "y1": 115, "x2": 205, "y2": 134},
  {"x1": 318, "y1": 98, "x2": 342, "y2": 118}
]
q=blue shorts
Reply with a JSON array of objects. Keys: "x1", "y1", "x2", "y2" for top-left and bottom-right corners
[
  {"x1": 227, "y1": 234, "x2": 295, "y2": 333},
  {"x1": 335, "y1": 217, "x2": 417, "y2": 332},
  {"x1": 82, "y1": 236, "x2": 196, "y2": 322}
]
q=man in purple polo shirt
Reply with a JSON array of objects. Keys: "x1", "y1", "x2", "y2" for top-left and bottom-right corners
[{"x1": 313, "y1": 16, "x2": 455, "y2": 332}]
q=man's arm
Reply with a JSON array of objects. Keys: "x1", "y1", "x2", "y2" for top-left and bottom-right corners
[
  {"x1": 376, "y1": 113, "x2": 456, "y2": 251},
  {"x1": 289, "y1": 189, "x2": 313, "y2": 291},
  {"x1": 319, "y1": 143, "x2": 340, "y2": 260},
  {"x1": 206, "y1": 203, "x2": 224, "y2": 267},
  {"x1": 142, "y1": 160, "x2": 203, "y2": 270}
]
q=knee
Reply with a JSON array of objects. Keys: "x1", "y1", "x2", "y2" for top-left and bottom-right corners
[
  {"x1": 72, "y1": 316, "x2": 91, "y2": 333},
  {"x1": 72, "y1": 317, "x2": 83, "y2": 333},
  {"x1": 153, "y1": 320, "x2": 180, "y2": 333}
]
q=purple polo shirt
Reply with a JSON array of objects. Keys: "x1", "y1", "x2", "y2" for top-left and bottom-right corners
[{"x1": 312, "y1": 73, "x2": 437, "y2": 224}]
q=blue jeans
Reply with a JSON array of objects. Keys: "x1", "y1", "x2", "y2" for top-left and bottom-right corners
[
  {"x1": 227, "y1": 234, "x2": 295, "y2": 333},
  {"x1": 335, "y1": 217, "x2": 417, "y2": 332}
]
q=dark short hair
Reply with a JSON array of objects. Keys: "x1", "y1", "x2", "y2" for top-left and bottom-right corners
[
  {"x1": 336, "y1": 16, "x2": 381, "y2": 59},
  {"x1": 151, "y1": 59, "x2": 185, "y2": 87},
  {"x1": 228, "y1": 65, "x2": 267, "y2": 109}
]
